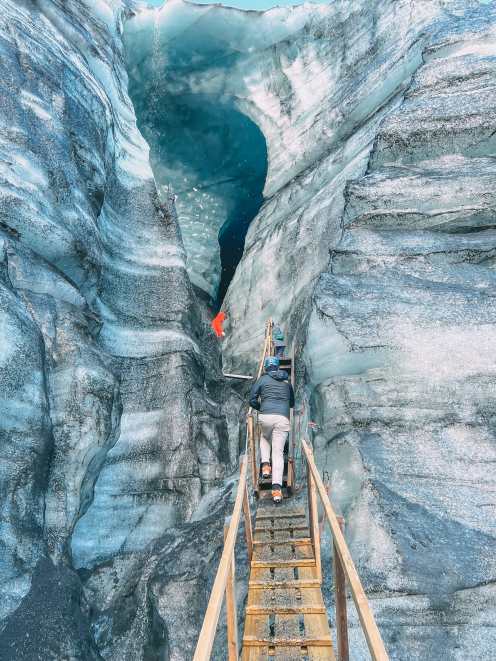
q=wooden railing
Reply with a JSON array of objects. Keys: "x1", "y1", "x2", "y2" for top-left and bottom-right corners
[
  {"x1": 302, "y1": 439, "x2": 389, "y2": 661},
  {"x1": 192, "y1": 454, "x2": 253, "y2": 661},
  {"x1": 193, "y1": 320, "x2": 272, "y2": 660}
]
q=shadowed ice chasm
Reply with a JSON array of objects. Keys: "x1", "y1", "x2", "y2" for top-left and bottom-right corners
[{"x1": 124, "y1": 21, "x2": 268, "y2": 306}]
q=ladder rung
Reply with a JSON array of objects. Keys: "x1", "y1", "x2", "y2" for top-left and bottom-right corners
[
  {"x1": 246, "y1": 606, "x2": 326, "y2": 615},
  {"x1": 243, "y1": 637, "x2": 332, "y2": 648},
  {"x1": 252, "y1": 538, "x2": 311, "y2": 547},
  {"x1": 256, "y1": 511, "x2": 306, "y2": 520},
  {"x1": 254, "y1": 524, "x2": 309, "y2": 533},
  {"x1": 251, "y1": 559, "x2": 316, "y2": 568},
  {"x1": 248, "y1": 579, "x2": 322, "y2": 589}
]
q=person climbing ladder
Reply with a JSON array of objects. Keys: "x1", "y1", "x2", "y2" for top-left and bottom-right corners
[{"x1": 249, "y1": 356, "x2": 295, "y2": 503}]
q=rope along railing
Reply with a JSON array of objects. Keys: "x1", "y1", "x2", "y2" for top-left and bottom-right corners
[{"x1": 301, "y1": 439, "x2": 389, "y2": 661}]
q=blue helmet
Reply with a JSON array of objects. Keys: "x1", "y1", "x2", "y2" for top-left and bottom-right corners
[{"x1": 264, "y1": 356, "x2": 280, "y2": 371}]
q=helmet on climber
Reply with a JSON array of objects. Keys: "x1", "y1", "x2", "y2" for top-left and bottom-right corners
[{"x1": 264, "y1": 356, "x2": 280, "y2": 372}]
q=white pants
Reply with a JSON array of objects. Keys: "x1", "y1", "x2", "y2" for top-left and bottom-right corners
[{"x1": 258, "y1": 414, "x2": 290, "y2": 486}]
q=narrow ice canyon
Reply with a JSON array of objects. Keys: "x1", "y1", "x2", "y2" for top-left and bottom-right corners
[{"x1": 0, "y1": 0, "x2": 495, "y2": 659}]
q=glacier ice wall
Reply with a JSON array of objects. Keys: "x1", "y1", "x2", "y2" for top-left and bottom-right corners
[
  {"x1": 307, "y1": 7, "x2": 496, "y2": 657},
  {"x1": 0, "y1": 0, "x2": 233, "y2": 651},
  {"x1": 211, "y1": 0, "x2": 495, "y2": 658}
]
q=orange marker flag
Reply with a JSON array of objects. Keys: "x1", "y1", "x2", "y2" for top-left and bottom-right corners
[{"x1": 211, "y1": 311, "x2": 226, "y2": 338}]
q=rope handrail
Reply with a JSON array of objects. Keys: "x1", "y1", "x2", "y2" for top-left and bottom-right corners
[
  {"x1": 192, "y1": 455, "x2": 249, "y2": 661},
  {"x1": 301, "y1": 439, "x2": 389, "y2": 661}
]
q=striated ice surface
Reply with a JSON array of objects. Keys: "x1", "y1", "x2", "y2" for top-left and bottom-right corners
[
  {"x1": 219, "y1": 0, "x2": 496, "y2": 658},
  {"x1": 0, "y1": 0, "x2": 233, "y2": 654},
  {"x1": 308, "y1": 10, "x2": 496, "y2": 612}
]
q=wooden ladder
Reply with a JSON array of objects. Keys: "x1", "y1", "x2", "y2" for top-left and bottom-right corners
[
  {"x1": 193, "y1": 321, "x2": 389, "y2": 661},
  {"x1": 242, "y1": 504, "x2": 335, "y2": 660}
]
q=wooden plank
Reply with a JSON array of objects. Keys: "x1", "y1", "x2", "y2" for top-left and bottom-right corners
[
  {"x1": 241, "y1": 646, "x2": 267, "y2": 661},
  {"x1": 273, "y1": 528, "x2": 310, "y2": 540},
  {"x1": 246, "y1": 605, "x2": 326, "y2": 615},
  {"x1": 193, "y1": 456, "x2": 248, "y2": 661},
  {"x1": 251, "y1": 558, "x2": 316, "y2": 569},
  {"x1": 252, "y1": 538, "x2": 311, "y2": 547},
  {"x1": 247, "y1": 585, "x2": 325, "y2": 611},
  {"x1": 307, "y1": 645, "x2": 337, "y2": 660},
  {"x1": 249, "y1": 579, "x2": 322, "y2": 589},
  {"x1": 243, "y1": 637, "x2": 332, "y2": 647},
  {"x1": 304, "y1": 613, "x2": 335, "y2": 661},
  {"x1": 224, "y1": 523, "x2": 239, "y2": 661},
  {"x1": 304, "y1": 614, "x2": 332, "y2": 640},
  {"x1": 247, "y1": 586, "x2": 297, "y2": 610},
  {"x1": 299, "y1": 586, "x2": 325, "y2": 609},
  {"x1": 256, "y1": 508, "x2": 306, "y2": 520},
  {"x1": 275, "y1": 613, "x2": 301, "y2": 643},
  {"x1": 253, "y1": 541, "x2": 314, "y2": 563},
  {"x1": 247, "y1": 415, "x2": 258, "y2": 497},
  {"x1": 254, "y1": 521, "x2": 309, "y2": 532},
  {"x1": 242, "y1": 614, "x2": 269, "y2": 660},
  {"x1": 301, "y1": 440, "x2": 389, "y2": 661},
  {"x1": 298, "y1": 566, "x2": 321, "y2": 581}
]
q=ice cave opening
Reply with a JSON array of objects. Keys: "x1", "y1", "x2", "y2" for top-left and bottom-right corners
[{"x1": 124, "y1": 10, "x2": 268, "y2": 307}]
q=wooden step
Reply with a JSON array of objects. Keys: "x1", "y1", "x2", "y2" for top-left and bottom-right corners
[
  {"x1": 254, "y1": 523, "x2": 309, "y2": 532},
  {"x1": 249, "y1": 565, "x2": 320, "y2": 583},
  {"x1": 242, "y1": 644, "x2": 334, "y2": 661},
  {"x1": 249, "y1": 579, "x2": 322, "y2": 589},
  {"x1": 246, "y1": 605, "x2": 326, "y2": 615},
  {"x1": 254, "y1": 528, "x2": 310, "y2": 542},
  {"x1": 243, "y1": 637, "x2": 333, "y2": 647},
  {"x1": 251, "y1": 559, "x2": 316, "y2": 569},
  {"x1": 256, "y1": 508, "x2": 306, "y2": 520},
  {"x1": 252, "y1": 538, "x2": 311, "y2": 547},
  {"x1": 247, "y1": 584, "x2": 325, "y2": 613},
  {"x1": 253, "y1": 541, "x2": 314, "y2": 562}
]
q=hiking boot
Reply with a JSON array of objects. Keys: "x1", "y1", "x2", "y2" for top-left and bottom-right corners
[
  {"x1": 272, "y1": 487, "x2": 283, "y2": 504},
  {"x1": 261, "y1": 463, "x2": 271, "y2": 479}
]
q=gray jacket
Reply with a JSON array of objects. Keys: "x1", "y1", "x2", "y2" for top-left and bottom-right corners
[{"x1": 249, "y1": 370, "x2": 295, "y2": 419}]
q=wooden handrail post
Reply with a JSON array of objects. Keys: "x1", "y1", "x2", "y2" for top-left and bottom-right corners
[
  {"x1": 193, "y1": 457, "x2": 248, "y2": 661},
  {"x1": 242, "y1": 484, "x2": 253, "y2": 561},
  {"x1": 306, "y1": 448, "x2": 322, "y2": 582},
  {"x1": 224, "y1": 521, "x2": 239, "y2": 661},
  {"x1": 247, "y1": 415, "x2": 258, "y2": 494},
  {"x1": 301, "y1": 440, "x2": 389, "y2": 661},
  {"x1": 334, "y1": 516, "x2": 349, "y2": 661}
]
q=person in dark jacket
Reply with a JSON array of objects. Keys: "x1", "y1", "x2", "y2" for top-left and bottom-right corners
[
  {"x1": 249, "y1": 356, "x2": 295, "y2": 503},
  {"x1": 272, "y1": 325, "x2": 286, "y2": 358}
]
